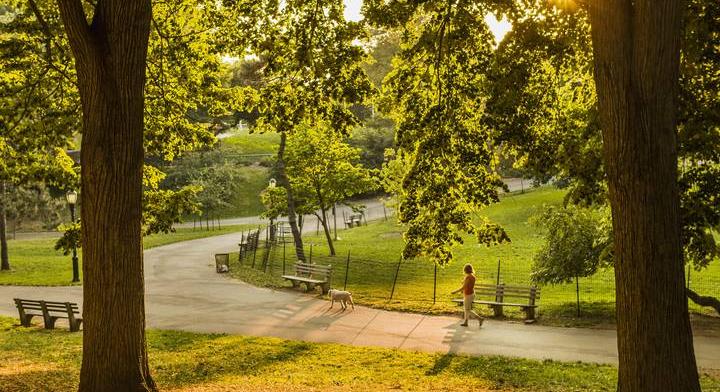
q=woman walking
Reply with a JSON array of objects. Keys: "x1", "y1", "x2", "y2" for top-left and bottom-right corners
[{"x1": 452, "y1": 264, "x2": 484, "y2": 327}]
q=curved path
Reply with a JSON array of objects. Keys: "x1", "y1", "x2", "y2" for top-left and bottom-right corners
[{"x1": 1, "y1": 232, "x2": 719, "y2": 369}]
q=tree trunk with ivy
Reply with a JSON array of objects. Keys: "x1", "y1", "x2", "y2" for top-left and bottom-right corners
[
  {"x1": 587, "y1": 0, "x2": 700, "y2": 390},
  {"x1": 277, "y1": 132, "x2": 306, "y2": 262},
  {"x1": 56, "y1": 0, "x2": 156, "y2": 390}
]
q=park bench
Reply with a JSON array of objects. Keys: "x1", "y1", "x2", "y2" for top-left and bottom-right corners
[
  {"x1": 282, "y1": 262, "x2": 333, "y2": 294},
  {"x1": 344, "y1": 213, "x2": 363, "y2": 228},
  {"x1": 14, "y1": 298, "x2": 83, "y2": 332},
  {"x1": 238, "y1": 230, "x2": 260, "y2": 261},
  {"x1": 453, "y1": 283, "x2": 540, "y2": 323}
]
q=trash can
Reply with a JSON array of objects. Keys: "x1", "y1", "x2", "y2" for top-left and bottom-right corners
[{"x1": 215, "y1": 253, "x2": 230, "y2": 273}]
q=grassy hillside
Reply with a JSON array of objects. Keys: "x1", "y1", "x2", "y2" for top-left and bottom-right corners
[
  {"x1": 232, "y1": 187, "x2": 720, "y2": 326},
  {"x1": 221, "y1": 129, "x2": 279, "y2": 155}
]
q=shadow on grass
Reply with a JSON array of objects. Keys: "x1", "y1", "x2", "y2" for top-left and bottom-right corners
[
  {"x1": 538, "y1": 301, "x2": 616, "y2": 328},
  {"x1": 451, "y1": 355, "x2": 617, "y2": 391},
  {"x1": 426, "y1": 353, "x2": 453, "y2": 376},
  {"x1": 0, "y1": 368, "x2": 77, "y2": 392},
  {"x1": 152, "y1": 334, "x2": 314, "y2": 388}
]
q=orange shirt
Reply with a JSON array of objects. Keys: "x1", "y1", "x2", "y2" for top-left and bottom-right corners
[{"x1": 463, "y1": 274, "x2": 476, "y2": 295}]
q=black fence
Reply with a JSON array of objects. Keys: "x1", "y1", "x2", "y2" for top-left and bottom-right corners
[{"x1": 233, "y1": 213, "x2": 720, "y2": 316}]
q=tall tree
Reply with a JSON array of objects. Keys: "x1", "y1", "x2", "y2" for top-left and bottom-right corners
[
  {"x1": 366, "y1": 0, "x2": 701, "y2": 389},
  {"x1": 587, "y1": 1, "x2": 699, "y2": 388},
  {"x1": 221, "y1": 0, "x2": 373, "y2": 261},
  {"x1": 52, "y1": 0, "x2": 156, "y2": 389},
  {"x1": 285, "y1": 123, "x2": 376, "y2": 255},
  {"x1": 17, "y1": 0, "x2": 238, "y2": 387}
]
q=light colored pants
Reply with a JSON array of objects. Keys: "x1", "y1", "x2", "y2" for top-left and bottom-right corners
[{"x1": 464, "y1": 294, "x2": 482, "y2": 322}]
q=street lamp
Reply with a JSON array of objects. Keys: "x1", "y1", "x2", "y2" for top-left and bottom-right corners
[{"x1": 65, "y1": 190, "x2": 79, "y2": 283}]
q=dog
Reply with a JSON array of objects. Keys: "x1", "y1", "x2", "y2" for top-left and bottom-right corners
[{"x1": 328, "y1": 289, "x2": 354, "y2": 310}]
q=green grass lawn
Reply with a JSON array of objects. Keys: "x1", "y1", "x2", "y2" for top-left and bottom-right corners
[
  {"x1": 217, "y1": 165, "x2": 271, "y2": 218},
  {"x1": 221, "y1": 129, "x2": 279, "y2": 155},
  {"x1": 232, "y1": 187, "x2": 720, "y2": 327},
  {"x1": 2, "y1": 316, "x2": 717, "y2": 391},
  {"x1": 205, "y1": 130, "x2": 277, "y2": 218},
  {"x1": 0, "y1": 225, "x2": 252, "y2": 286}
]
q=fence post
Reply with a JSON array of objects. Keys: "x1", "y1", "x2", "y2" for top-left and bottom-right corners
[
  {"x1": 309, "y1": 244, "x2": 313, "y2": 264},
  {"x1": 251, "y1": 229, "x2": 259, "y2": 268},
  {"x1": 282, "y1": 238, "x2": 286, "y2": 275},
  {"x1": 239, "y1": 232, "x2": 245, "y2": 262},
  {"x1": 495, "y1": 258, "x2": 501, "y2": 286},
  {"x1": 343, "y1": 250, "x2": 351, "y2": 290},
  {"x1": 575, "y1": 275, "x2": 581, "y2": 317},
  {"x1": 389, "y1": 256, "x2": 402, "y2": 301},
  {"x1": 433, "y1": 263, "x2": 437, "y2": 304},
  {"x1": 383, "y1": 205, "x2": 388, "y2": 221}
]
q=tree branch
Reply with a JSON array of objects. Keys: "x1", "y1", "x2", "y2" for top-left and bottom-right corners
[
  {"x1": 26, "y1": 0, "x2": 78, "y2": 84},
  {"x1": 56, "y1": 0, "x2": 94, "y2": 62},
  {"x1": 687, "y1": 288, "x2": 720, "y2": 315}
]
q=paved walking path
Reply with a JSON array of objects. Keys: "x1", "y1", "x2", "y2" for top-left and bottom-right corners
[{"x1": 1, "y1": 233, "x2": 719, "y2": 368}]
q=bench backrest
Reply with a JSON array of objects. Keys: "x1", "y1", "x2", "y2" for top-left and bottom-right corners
[
  {"x1": 474, "y1": 284, "x2": 540, "y2": 305},
  {"x1": 14, "y1": 298, "x2": 81, "y2": 314},
  {"x1": 294, "y1": 262, "x2": 332, "y2": 280}
]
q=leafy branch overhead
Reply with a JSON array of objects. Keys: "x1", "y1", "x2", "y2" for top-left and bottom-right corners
[{"x1": 367, "y1": 0, "x2": 508, "y2": 263}]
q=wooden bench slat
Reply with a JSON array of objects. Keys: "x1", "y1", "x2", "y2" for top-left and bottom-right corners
[{"x1": 281, "y1": 275, "x2": 326, "y2": 284}]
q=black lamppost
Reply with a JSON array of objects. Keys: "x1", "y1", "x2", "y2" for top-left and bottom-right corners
[{"x1": 66, "y1": 190, "x2": 79, "y2": 283}]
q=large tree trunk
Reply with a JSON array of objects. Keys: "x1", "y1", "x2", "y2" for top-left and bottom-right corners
[
  {"x1": 0, "y1": 182, "x2": 9, "y2": 271},
  {"x1": 587, "y1": 1, "x2": 700, "y2": 390},
  {"x1": 57, "y1": 0, "x2": 156, "y2": 390},
  {"x1": 277, "y1": 132, "x2": 306, "y2": 262}
]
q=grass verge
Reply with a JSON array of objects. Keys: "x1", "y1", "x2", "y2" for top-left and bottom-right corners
[
  {"x1": 2, "y1": 316, "x2": 718, "y2": 391},
  {"x1": 0, "y1": 225, "x2": 252, "y2": 286}
]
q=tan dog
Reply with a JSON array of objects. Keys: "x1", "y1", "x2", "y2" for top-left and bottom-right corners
[{"x1": 328, "y1": 289, "x2": 354, "y2": 310}]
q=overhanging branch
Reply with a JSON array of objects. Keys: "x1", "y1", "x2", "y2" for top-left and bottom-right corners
[{"x1": 687, "y1": 288, "x2": 720, "y2": 315}]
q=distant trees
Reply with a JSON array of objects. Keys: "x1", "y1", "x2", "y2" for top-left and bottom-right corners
[
  {"x1": 530, "y1": 206, "x2": 611, "y2": 316},
  {"x1": 220, "y1": 0, "x2": 373, "y2": 262},
  {"x1": 162, "y1": 150, "x2": 248, "y2": 229},
  {"x1": 285, "y1": 124, "x2": 376, "y2": 255}
]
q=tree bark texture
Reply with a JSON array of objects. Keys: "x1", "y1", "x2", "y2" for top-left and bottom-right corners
[
  {"x1": 277, "y1": 132, "x2": 306, "y2": 262},
  {"x1": 0, "y1": 182, "x2": 9, "y2": 271},
  {"x1": 56, "y1": 0, "x2": 156, "y2": 390},
  {"x1": 587, "y1": 0, "x2": 700, "y2": 390}
]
